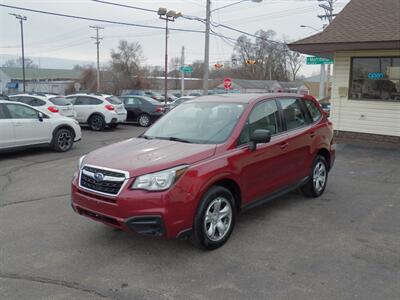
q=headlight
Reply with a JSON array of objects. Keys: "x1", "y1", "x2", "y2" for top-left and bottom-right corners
[
  {"x1": 131, "y1": 165, "x2": 188, "y2": 191},
  {"x1": 78, "y1": 155, "x2": 86, "y2": 170}
]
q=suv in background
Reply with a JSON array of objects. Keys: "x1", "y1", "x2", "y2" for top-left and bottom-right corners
[
  {"x1": 71, "y1": 94, "x2": 335, "y2": 250},
  {"x1": 9, "y1": 94, "x2": 76, "y2": 119},
  {"x1": 119, "y1": 95, "x2": 165, "y2": 127},
  {"x1": 66, "y1": 93, "x2": 127, "y2": 131},
  {"x1": 0, "y1": 100, "x2": 81, "y2": 152}
]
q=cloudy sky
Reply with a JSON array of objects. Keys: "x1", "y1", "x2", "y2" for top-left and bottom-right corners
[{"x1": 0, "y1": 0, "x2": 350, "y2": 76}]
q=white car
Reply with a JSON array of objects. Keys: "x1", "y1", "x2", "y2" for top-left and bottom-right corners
[
  {"x1": 0, "y1": 100, "x2": 81, "y2": 152},
  {"x1": 8, "y1": 94, "x2": 77, "y2": 119},
  {"x1": 66, "y1": 93, "x2": 127, "y2": 131}
]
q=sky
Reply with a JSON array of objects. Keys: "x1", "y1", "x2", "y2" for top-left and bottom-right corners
[{"x1": 0, "y1": 0, "x2": 351, "y2": 77}]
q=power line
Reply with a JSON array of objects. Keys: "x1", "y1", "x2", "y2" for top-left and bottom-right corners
[{"x1": 0, "y1": 3, "x2": 205, "y2": 34}]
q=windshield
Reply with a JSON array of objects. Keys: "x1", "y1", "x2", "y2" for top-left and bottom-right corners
[
  {"x1": 48, "y1": 97, "x2": 71, "y2": 106},
  {"x1": 106, "y1": 96, "x2": 122, "y2": 104},
  {"x1": 144, "y1": 102, "x2": 245, "y2": 144}
]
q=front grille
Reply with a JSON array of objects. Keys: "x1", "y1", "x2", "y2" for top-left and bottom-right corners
[
  {"x1": 77, "y1": 207, "x2": 120, "y2": 227},
  {"x1": 83, "y1": 166, "x2": 125, "y2": 178},
  {"x1": 80, "y1": 166, "x2": 126, "y2": 196}
]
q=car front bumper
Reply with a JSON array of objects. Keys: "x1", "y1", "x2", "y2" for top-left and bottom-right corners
[{"x1": 70, "y1": 173, "x2": 196, "y2": 239}]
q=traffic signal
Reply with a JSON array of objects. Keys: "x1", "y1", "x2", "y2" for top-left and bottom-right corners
[{"x1": 246, "y1": 60, "x2": 256, "y2": 65}]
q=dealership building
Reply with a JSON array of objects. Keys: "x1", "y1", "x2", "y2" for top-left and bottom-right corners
[{"x1": 289, "y1": 0, "x2": 400, "y2": 144}]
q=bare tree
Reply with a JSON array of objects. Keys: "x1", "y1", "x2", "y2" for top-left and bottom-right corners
[
  {"x1": 2, "y1": 57, "x2": 38, "y2": 69},
  {"x1": 286, "y1": 49, "x2": 304, "y2": 81},
  {"x1": 109, "y1": 40, "x2": 146, "y2": 92}
]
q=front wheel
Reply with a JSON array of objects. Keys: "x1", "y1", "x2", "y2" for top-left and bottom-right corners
[
  {"x1": 192, "y1": 186, "x2": 236, "y2": 250},
  {"x1": 301, "y1": 155, "x2": 328, "y2": 197},
  {"x1": 52, "y1": 128, "x2": 74, "y2": 152}
]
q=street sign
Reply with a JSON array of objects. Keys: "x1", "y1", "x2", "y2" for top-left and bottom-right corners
[
  {"x1": 179, "y1": 66, "x2": 193, "y2": 74},
  {"x1": 223, "y1": 77, "x2": 232, "y2": 90},
  {"x1": 306, "y1": 56, "x2": 334, "y2": 65}
]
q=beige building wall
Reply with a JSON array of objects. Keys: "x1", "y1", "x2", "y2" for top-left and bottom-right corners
[{"x1": 331, "y1": 49, "x2": 400, "y2": 137}]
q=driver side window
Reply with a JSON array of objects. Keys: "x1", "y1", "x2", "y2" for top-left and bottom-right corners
[
  {"x1": 238, "y1": 100, "x2": 282, "y2": 145},
  {"x1": 6, "y1": 104, "x2": 38, "y2": 119}
]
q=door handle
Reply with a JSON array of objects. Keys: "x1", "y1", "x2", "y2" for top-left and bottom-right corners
[
  {"x1": 280, "y1": 142, "x2": 289, "y2": 150},
  {"x1": 309, "y1": 131, "x2": 316, "y2": 138}
]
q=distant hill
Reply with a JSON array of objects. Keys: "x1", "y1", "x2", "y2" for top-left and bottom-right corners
[{"x1": 0, "y1": 54, "x2": 94, "y2": 70}]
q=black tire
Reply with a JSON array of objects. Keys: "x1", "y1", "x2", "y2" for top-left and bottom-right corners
[
  {"x1": 88, "y1": 114, "x2": 106, "y2": 131},
  {"x1": 192, "y1": 186, "x2": 236, "y2": 250},
  {"x1": 52, "y1": 128, "x2": 74, "y2": 152},
  {"x1": 138, "y1": 114, "x2": 151, "y2": 127},
  {"x1": 109, "y1": 123, "x2": 118, "y2": 129},
  {"x1": 301, "y1": 155, "x2": 329, "y2": 198}
]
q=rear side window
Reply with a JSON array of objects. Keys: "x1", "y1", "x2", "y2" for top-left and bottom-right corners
[
  {"x1": 106, "y1": 96, "x2": 122, "y2": 105},
  {"x1": 49, "y1": 97, "x2": 71, "y2": 106},
  {"x1": 6, "y1": 104, "x2": 38, "y2": 119},
  {"x1": 304, "y1": 100, "x2": 322, "y2": 122},
  {"x1": 122, "y1": 97, "x2": 139, "y2": 106},
  {"x1": 279, "y1": 98, "x2": 307, "y2": 130},
  {"x1": 239, "y1": 100, "x2": 282, "y2": 145},
  {"x1": 19, "y1": 96, "x2": 46, "y2": 107},
  {"x1": 75, "y1": 96, "x2": 102, "y2": 105}
]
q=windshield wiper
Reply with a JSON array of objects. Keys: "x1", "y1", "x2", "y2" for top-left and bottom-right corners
[
  {"x1": 166, "y1": 136, "x2": 192, "y2": 143},
  {"x1": 139, "y1": 134, "x2": 153, "y2": 140}
]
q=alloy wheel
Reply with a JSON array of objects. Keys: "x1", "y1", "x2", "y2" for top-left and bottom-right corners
[
  {"x1": 313, "y1": 161, "x2": 327, "y2": 192},
  {"x1": 57, "y1": 131, "x2": 72, "y2": 151},
  {"x1": 139, "y1": 115, "x2": 150, "y2": 127},
  {"x1": 203, "y1": 197, "x2": 233, "y2": 242}
]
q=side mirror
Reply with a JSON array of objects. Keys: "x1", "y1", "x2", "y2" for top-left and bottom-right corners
[
  {"x1": 38, "y1": 112, "x2": 44, "y2": 122},
  {"x1": 249, "y1": 129, "x2": 271, "y2": 151}
]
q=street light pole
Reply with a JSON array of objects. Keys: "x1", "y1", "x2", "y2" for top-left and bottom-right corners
[
  {"x1": 10, "y1": 13, "x2": 27, "y2": 93},
  {"x1": 158, "y1": 8, "x2": 181, "y2": 105},
  {"x1": 202, "y1": 0, "x2": 262, "y2": 95}
]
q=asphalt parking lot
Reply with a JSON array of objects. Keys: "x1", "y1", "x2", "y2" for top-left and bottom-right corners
[{"x1": 1, "y1": 124, "x2": 399, "y2": 300}]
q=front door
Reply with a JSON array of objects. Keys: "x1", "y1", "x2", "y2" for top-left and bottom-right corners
[
  {"x1": 5, "y1": 103, "x2": 52, "y2": 146},
  {"x1": 0, "y1": 104, "x2": 15, "y2": 149},
  {"x1": 123, "y1": 97, "x2": 141, "y2": 122},
  {"x1": 234, "y1": 99, "x2": 291, "y2": 204}
]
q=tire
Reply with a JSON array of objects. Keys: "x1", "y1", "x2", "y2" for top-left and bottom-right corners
[
  {"x1": 52, "y1": 128, "x2": 74, "y2": 152},
  {"x1": 301, "y1": 155, "x2": 329, "y2": 198},
  {"x1": 138, "y1": 114, "x2": 151, "y2": 127},
  {"x1": 88, "y1": 114, "x2": 106, "y2": 131},
  {"x1": 192, "y1": 186, "x2": 236, "y2": 250},
  {"x1": 109, "y1": 123, "x2": 118, "y2": 129}
]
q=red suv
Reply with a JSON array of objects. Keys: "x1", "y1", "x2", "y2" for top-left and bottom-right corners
[{"x1": 71, "y1": 94, "x2": 335, "y2": 250}]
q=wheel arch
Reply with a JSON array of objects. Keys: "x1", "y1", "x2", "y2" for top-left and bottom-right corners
[
  {"x1": 52, "y1": 124, "x2": 76, "y2": 139},
  {"x1": 316, "y1": 148, "x2": 331, "y2": 171},
  {"x1": 86, "y1": 112, "x2": 106, "y2": 124}
]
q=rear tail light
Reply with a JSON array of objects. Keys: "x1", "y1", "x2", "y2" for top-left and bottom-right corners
[
  {"x1": 105, "y1": 105, "x2": 115, "y2": 111},
  {"x1": 156, "y1": 106, "x2": 164, "y2": 112},
  {"x1": 47, "y1": 106, "x2": 59, "y2": 113}
]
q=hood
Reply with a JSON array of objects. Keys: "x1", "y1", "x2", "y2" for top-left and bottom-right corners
[{"x1": 84, "y1": 138, "x2": 216, "y2": 177}]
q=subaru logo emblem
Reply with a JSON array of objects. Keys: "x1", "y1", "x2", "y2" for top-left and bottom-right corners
[{"x1": 94, "y1": 172, "x2": 104, "y2": 183}]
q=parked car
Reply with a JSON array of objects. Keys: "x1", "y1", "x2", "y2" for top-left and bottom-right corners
[
  {"x1": 161, "y1": 93, "x2": 178, "y2": 102},
  {"x1": 167, "y1": 96, "x2": 196, "y2": 111},
  {"x1": 172, "y1": 92, "x2": 182, "y2": 98},
  {"x1": 8, "y1": 94, "x2": 76, "y2": 119},
  {"x1": 0, "y1": 94, "x2": 9, "y2": 100},
  {"x1": 121, "y1": 90, "x2": 147, "y2": 96},
  {"x1": 144, "y1": 91, "x2": 167, "y2": 102},
  {"x1": 189, "y1": 92, "x2": 202, "y2": 97},
  {"x1": 320, "y1": 103, "x2": 331, "y2": 117},
  {"x1": 119, "y1": 95, "x2": 165, "y2": 127},
  {"x1": 71, "y1": 94, "x2": 335, "y2": 250},
  {"x1": 0, "y1": 100, "x2": 81, "y2": 152},
  {"x1": 66, "y1": 93, "x2": 127, "y2": 131}
]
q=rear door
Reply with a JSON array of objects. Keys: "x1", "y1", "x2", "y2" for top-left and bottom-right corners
[
  {"x1": 5, "y1": 103, "x2": 53, "y2": 146},
  {"x1": 0, "y1": 104, "x2": 15, "y2": 149},
  {"x1": 122, "y1": 97, "x2": 141, "y2": 122},
  {"x1": 73, "y1": 96, "x2": 102, "y2": 122},
  {"x1": 277, "y1": 97, "x2": 313, "y2": 183}
]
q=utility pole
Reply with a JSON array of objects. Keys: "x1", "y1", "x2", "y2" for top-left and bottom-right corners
[
  {"x1": 90, "y1": 26, "x2": 104, "y2": 92},
  {"x1": 9, "y1": 13, "x2": 27, "y2": 93},
  {"x1": 180, "y1": 46, "x2": 185, "y2": 96},
  {"x1": 202, "y1": 0, "x2": 211, "y2": 95},
  {"x1": 318, "y1": 0, "x2": 336, "y2": 98}
]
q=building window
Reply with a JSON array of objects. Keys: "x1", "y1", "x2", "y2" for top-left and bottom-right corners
[{"x1": 349, "y1": 57, "x2": 400, "y2": 101}]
